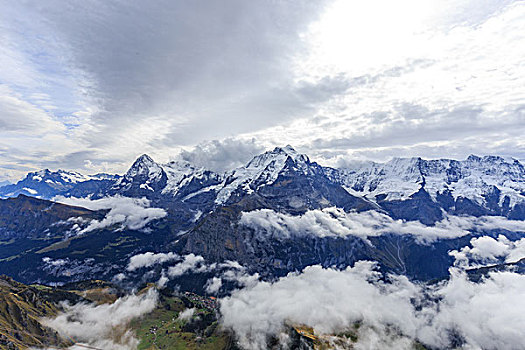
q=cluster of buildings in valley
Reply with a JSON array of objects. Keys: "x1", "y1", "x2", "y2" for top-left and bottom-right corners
[{"x1": 183, "y1": 291, "x2": 218, "y2": 310}]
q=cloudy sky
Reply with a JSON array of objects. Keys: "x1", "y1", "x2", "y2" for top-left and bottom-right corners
[{"x1": 1, "y1": 0, "x2": 524, "y2": 181}]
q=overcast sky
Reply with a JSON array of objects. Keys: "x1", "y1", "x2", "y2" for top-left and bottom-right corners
[{"x1": 1, "y1": 0, "x2": 524, "y2": 180}]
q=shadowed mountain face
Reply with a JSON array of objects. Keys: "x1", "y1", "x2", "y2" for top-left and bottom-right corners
[
  {"x1": 0, "y1": 195, "x2": 100, "y2": 240},
  {"x1": 0, "y1": 146, "x2": 524, "y2": 290},
  {"x1": 173, "y1": 196, "x2": 476, "y2": 282},
  {"x1": 0, "y1": 195, "x2": 179, "y2": 286},
  {"x1": 107, "y1": 154, "x2": 170, "y2": 199}
]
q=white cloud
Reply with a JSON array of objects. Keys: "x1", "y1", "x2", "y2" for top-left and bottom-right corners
[
  {"x1": 220, "y1": 268, "x2": 260, "y2": 289},
  {"x1": 43, "y1": 288, "x2": 158, "y2": 350},
  {"x1": 127, "y1": 252, "x2": 179, "y2": 271},
  {"x1": 219, "y1": 260, "x2": 245, "y2": 270},
  {"x1": 177, "y1": 307, "x2": 196, "y2": 322},
  {"x1": 240, "y1": 207, "x2": 525, "y2": 244},
  {"x1": 220, "y1": 261, "x2": 525, "y2": 350},
  {"x1": 156, "y1": 270, "x2": 169, "y2": 289},
  {"x1": 418, "y1": 269, "x2": 525, "y2": 349},
  {"x1": 179, "y1": 138, "x2": 265, "y2": 173},
  {"x1": 239, "y1": 1, "x2": 525, "y2": 164},
  {"x1": 0, "y1": 85, "x2": 67, "y2": 133},
  {"x1": 167, "y1": 254, "x2": 214, "y2": 278},
  {"x1": 205, "y1": 277, "x2": 223, "y2": 294},
  {"x1": 54, "y1": 195, "x2": 167, "y2": 233},
  {"x1": 220, "y1": 262, "x2": 422, "y2": 349},
  {"x1": 128, "y1": 253, "x2": 256, "y2": 292},
  {"x1": 126, "y1": 253, "x2": 243, "y2": 289},
  {"x1": 42, "y1": 257, "x2": 68, "y2": 267},
  {"x1": 113, "y1": 273, "x2": 126, "y2": 282},
  {"x1": 450, "y1": 235, "x2": 525, "y2": 268},
  {"x1": 0, "y1": 0, "x2": 329, "y2": 179},
  {"x1": 204, "y1": 262, "x2": 260, "y2": 294}
]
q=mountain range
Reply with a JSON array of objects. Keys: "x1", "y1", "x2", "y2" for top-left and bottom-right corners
[
  {"x1": 0, "y1": 146, "x2": 524, "y2": 290},
  {"x1": 3, "y1": 146, "x2": 524, "y2": 222}
]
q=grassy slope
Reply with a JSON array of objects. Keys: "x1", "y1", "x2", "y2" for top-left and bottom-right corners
[
  {"x1": 132, "y1": 293, "x2": 232, "y2": 350},
  {"x1": 0, "y1": 276, "x2": 123, "y2": 350},
  {"x1": 0, "y1": 277, "x2": 74, "y2": 349}
]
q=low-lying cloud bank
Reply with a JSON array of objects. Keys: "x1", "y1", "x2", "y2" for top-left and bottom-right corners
[
  {"x1": 54, "y1": 195, "x2": 167, "y2": 233},
  {"x1": 45, "y1": 235, "x2": 525, "y2": 349},
  {"x1": 450, "y1": 234, "x2": 525, "y2": 268},
  {"x1": 43, "y1": 288, "x2": 158, "y2": 350},
  {"x1": 220, "y1": 261, "x2": 525, "y2": 350},
  {"x1": 123, "y1": 251, "x2": 258, "y2": 293},
  {"x1": 240, "y1": 207, "x2": 525, "y2": 243},
  {"x1": 125, "y1": 252, "x2": 214, "y2": 279},
  {"x1": 167, "y1": 253, "x2": 213, "y2": 277},
  {"x1": 127, "y1": 252, "x2": 179, "y2": 271},
  {"x1": 158, "y1": 256, "x2": 258, "y2": 292}
]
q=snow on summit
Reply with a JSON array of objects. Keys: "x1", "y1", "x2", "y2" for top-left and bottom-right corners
[
  {"x1": 336, "y1": 155, "x2": 525, "y2": 207},
  {"x1": 214, "y1": 145, "x2": 315, "y2": 204},
  {"x1": 2, "y1": 147, "x2": 525, "y2": 215}
]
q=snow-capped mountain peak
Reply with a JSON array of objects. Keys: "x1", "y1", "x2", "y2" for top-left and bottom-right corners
[
  {"x1": 276, "y1": 145, "x2": 309, "y2": 163},
  {"x1": 3, "y1": 148, "x2": 525, "y2": 223},
  {"x1": 0, "y1": 169, "x2": 118, "y2": 199},
  {"x1": 334, "y1": 157, "x2": 424, "y2": 201},
  {"x1": 109, "y1": 154, "x2": 222, "y2": 200},
  {"x1": 245, "y1": 145, "x2": 310, "y2": 172},
  {"x1": 161, "y1": 160, "x2": 222, "y2": 197},
  {"x1": 29, "y1": 169, "x2": 92, "y2": 184},
  {"x1": 125, "y1": 154, "x2": 164, "y2": 180},
  {"x1": 335, "y1": 155, "x2": 525, "y2": 208},
  {"x1": 111, "y1": 154, "x2": 168, "y2": 194},
  {"x1": 215, "y1": 145, "x2": 316, "y2": 204}
]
